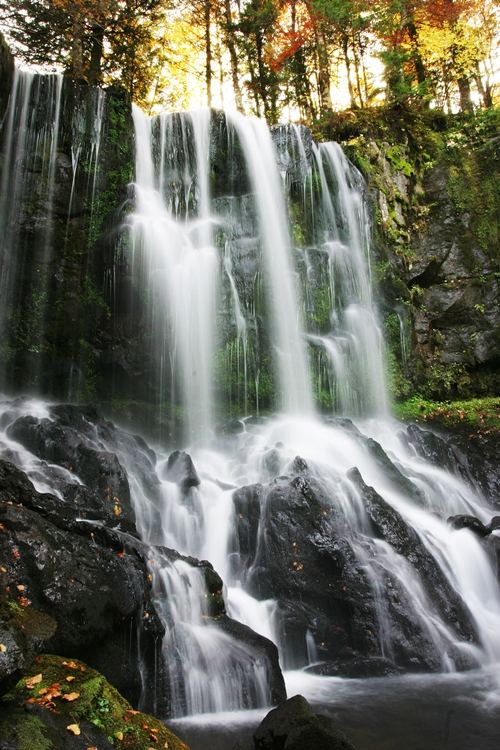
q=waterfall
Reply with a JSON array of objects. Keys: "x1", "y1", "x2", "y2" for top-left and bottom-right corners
[
  {"x1": 128, "y1": 106, "x2": 500, "y2": 715},
  {"x1": 0, "y1": 71, "x2": 63, "y2": 384},
  {"x1": 0, "y1": 69, "x2": 107, "y2": 397},
  {"x1": 130, "y1": 107, "x2": 218, "y2": 442},
  {"x1": 1, "y1": 86, "x2": 498, "y2": 723}
]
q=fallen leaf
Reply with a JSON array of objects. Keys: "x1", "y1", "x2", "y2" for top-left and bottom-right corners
[
  {"x1": 26, "y1": 674, "x2": 43, "y2": 689},
  {"x1": 11, "y1": 548, "x2": 20, "y2": 560},
  {"x1": 63, "y1": 692, "x2": 80, "y2": 702},
  {"x1": 67, "y1": 724, "x2": 81, "y2": 736},
  {"x1": 126, "y1": 709, "x2": 140, "y2": 715},
  {"x1": 62, "y1": 660, "x2": 78, "y2": 669},
  {"x1": 66, "y1": 675, "x2": 76, "y2": 683},
  {"x1": 115, "y1": 731, "x2": 124, "y2": 740},
  {"x1": 16, "y1": 584, "x2": 25, "y2": 591},
  {"x1": 0, "y1": 643, "x2": 7, "y2": 652},
  {"x1": 0, "y1": 566, "x2": 7, "y2": 573},
  {"x1": 18, "y1": 596, "x2": 31, "y2": 607}
]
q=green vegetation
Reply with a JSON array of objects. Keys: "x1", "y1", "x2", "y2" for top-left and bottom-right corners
[{"x1": 394, "y1": 396, "x2": 500, "y2": 429}]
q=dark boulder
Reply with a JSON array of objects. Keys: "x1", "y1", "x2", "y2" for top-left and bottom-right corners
[
  {"x1": 406, "y1": 424, "x2": 500, "y2": 506},
  {"x1": 349, "y1": 468, "x2": 478, "y2": 645},
  {"x1": 0, "y1": 482, "x2": 165, "y2": 712},
  {"x1": 447, "y1": 514, "x2": 491, "y2": 537},
  {"x1": 5, "y1": 404, "x2": 163, "y2": 535},
  {"x1": 489, "y1": 516, "x2": 500, "y2": 532},
  {"x1": 305, "y1": 655, "x2": 401, "y2": 678},
  {"x1": 217, "y1": 616, "x2": 286, "y2": 706},
  {"x1": 231, "y1": 474, "x2": 381, "y2": 671},
  {"x1": 0, "y1": 595, "x2": 56, "y2": 695},
  {"x1": 253, "y1": 694, "x2": 355, "y2": 750},
  {"x1": 164, "y1": 450, "x2": 200, "y2": 491}
]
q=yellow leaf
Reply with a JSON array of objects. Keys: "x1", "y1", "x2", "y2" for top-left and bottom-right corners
[
  {"x1": 115, "y1": 731, "x2": 124, "y2": 740},
  {"x1": 66, "y1": 675, "x2": 76, "y2": 682},
  {"x1": 67, "y1": 724, "x2": 81, "y2": 736},
  {"x1": 26, "y1": 674, "x2": 43, "y2": 689},
  {"x1": 63, "y1": 692, "x2": 80, "y2": 702},
  {"x1": 0, "y1": 643, "x2": 7, "y2": 653}
]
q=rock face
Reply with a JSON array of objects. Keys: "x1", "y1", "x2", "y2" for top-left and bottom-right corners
[{"x1": 254, "y1": 694, "x2": 356, "y2": 750}]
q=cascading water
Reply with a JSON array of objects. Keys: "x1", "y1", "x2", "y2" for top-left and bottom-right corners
[
  {"x1": 127, "y1": 106, "x2": 500, "y2": 716},
  {"x1": 0, "y1": 68, "x2": 108, "y2": 396}
]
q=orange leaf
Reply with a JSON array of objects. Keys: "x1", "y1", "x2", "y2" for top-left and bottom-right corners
[
  {"x1": 26, "y1": 674, "x2": 43, "y2": 689},
  {"x1": 67, "y1": 724, "x2": 81, "y2": 735},
  {"x1": 63, "y1": 692, "x2": 80, "y2": 702}
]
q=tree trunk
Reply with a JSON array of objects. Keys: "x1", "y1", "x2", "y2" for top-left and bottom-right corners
[
  {"x1": 71, "y1": 11, "x2": 85, "y2": 80},
  {"x1": 458, "y1": 76, "x2": 473, "y2": 112},
  {"x1": 342, "y1": 35, "x2": 356, "y2": 109},
  {"x1": 89, "y1": 24, "x2": 105, "y2": 85},
  {"x1": 474, "y1": 64, "x2": 493, "y2": 108},
  {"x1": 204, "y1": 0, "x2": 212, "y2": 107},
  {"x1": 223, "y1": 0, "x2": 243, "y2": 110}
]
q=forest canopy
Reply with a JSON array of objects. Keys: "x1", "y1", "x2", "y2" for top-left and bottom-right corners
[{"x1": 0, "y1": 0, "x2": 497, "y2": 120}]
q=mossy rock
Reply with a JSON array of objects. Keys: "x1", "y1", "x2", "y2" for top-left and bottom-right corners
[{"x1": 1, "y1": 654, "x2": 190, "y2": 750}]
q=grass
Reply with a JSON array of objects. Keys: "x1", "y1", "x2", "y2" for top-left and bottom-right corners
[{"x1": 393, "y1": 396, "x2": 500, "y2": 429}]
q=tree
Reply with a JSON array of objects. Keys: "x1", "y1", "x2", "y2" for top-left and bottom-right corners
[{"x1": 1, "y1": 0, "x2": 166, "y2": 99}]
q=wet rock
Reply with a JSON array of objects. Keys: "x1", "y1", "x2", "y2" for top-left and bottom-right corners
[
  {"x1": 406, "y1": 424, "x2": 500, "y2": 506},
  {"x1": 0, "y1": 595, "x2": 57, "y2": 695},
  {"x1": 164, "y1": 450, "x2": 200, "y2": 491},
  {"x1": 305, "y1": 656, "x2": 402, "y2": 678},
  {"x1": 349, "y1": 468, "x2": 477, "y2": 645},
  {"x1": 253, "y1": 694, "x2": 355, "y2": 750},
  {"x1": 489, "y1": 516, "x2": 500, "y2": 532},
  {"x1": 0, "y1": 487, "x2": 165, "y2": 711},
  {"x1": 447, "y1": 515, "x2": 491, "y2": 537},
  {"x1": 5, "y1": 404, "x2": 163, "y2": 534},
  {"x1": 217, "y1": 617, "x2": 287, "y2": 706},
  {"x1": 231, "y1": 475, "x2": 381, "y2": 671}
]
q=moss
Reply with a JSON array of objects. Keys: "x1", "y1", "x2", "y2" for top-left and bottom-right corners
[
  {"x1": 0, "y1": 712, "x2": 53, "y2": 750},
  {"x1": 394, "y1": 396, "x2": 500, "y2": 429},
  {"x1": 5, "y1": 655, "x2": 189, "y2": 750}
]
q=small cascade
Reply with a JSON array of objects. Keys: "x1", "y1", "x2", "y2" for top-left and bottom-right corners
[
  {"x1": 0, "y1": 70, "x2": 109, "y2": 397},
  {"x1": 0, "y1": 71, "x2": 63, "y2": 383},
  {"x1": 130, "y1": 107, "x2": 218, "y2": 442},
  {"x1": 277, "y1": 127, "x2": 388, "y2": 416},
  {"x1": 226, "y1": 113, "x2": 314, "y2": 416}
]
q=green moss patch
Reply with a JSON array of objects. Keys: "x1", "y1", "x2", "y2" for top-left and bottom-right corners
[
  {"x1": 4, "y1": 654, "x2": 190, "y2": 750},
  {"x1": 394, "y1": 396, "x2": 500, "y2": 429}
]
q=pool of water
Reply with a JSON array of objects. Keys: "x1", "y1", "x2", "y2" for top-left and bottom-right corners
[{"x1": 170, "y1": 667, "x2": 500, "y2": 750}]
